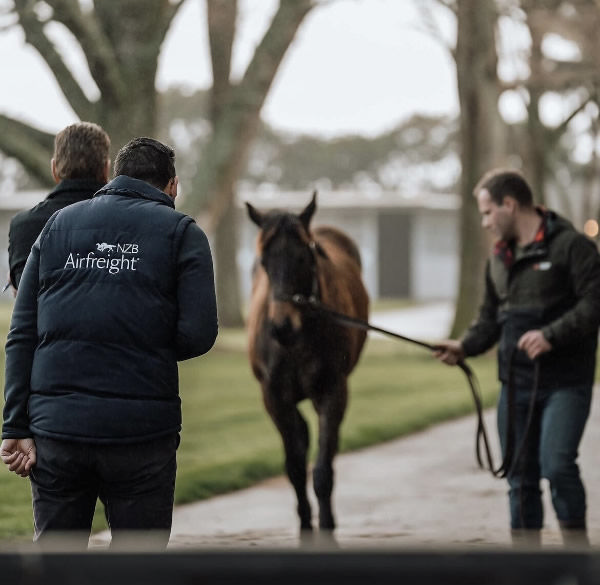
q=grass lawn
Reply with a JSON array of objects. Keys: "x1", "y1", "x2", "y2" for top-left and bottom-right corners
[{"x1": 0, "y1": 302, "x2": 500, "y2": 541}]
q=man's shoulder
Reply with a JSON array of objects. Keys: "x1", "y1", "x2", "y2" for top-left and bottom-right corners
[
  {"x1": 9, "y1": 198, "x2": 56, "y2": 233},
  {"x1": 11, "y1": 180, "x2": 101, "y2": 226},
  {"x1": 545, "y1": 210, "x2": 578, "y2": 240},
  {"x1": 548, "y1": 217, "x2": 591, "y2": 249}
]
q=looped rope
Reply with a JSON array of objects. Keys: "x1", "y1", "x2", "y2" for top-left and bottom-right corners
[{"x1": 463, "y1": 351, "x2": 539, "y2": 478}]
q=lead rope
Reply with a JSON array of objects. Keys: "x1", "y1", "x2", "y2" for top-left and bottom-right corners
[{"x1": 289, "y1": 294, "x2": 539, "y2": 479}]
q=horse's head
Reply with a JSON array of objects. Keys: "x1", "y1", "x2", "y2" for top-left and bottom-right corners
[{"x1": 246, "y1": 192, "x2": 320, "y2": 346}]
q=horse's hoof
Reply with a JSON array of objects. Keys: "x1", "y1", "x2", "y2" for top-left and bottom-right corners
[{"x1": 319, "y1": 513, "x2": 335, "y2": 531}]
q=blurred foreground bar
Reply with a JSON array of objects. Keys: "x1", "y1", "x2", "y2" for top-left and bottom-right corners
[{"x1": 2, "y1": 548, "x2": 600, "y2": 585}]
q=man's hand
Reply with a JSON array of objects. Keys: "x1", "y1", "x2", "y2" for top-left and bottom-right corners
[
  {"x1": 0, "y1": 438, "x2": 36, "y2": 477},
  {"x1": 433, "y1": 340, "x2": 465, "y2": 366},
  {"x1": 517, "y1": 330, "x2": 552, "y2": 360}
]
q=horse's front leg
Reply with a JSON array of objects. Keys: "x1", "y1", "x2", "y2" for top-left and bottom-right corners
[
  {"x1": 312, "y1": 379, "x2": 348, "y2": 531},
  {"x1": 265, "y1": 393, "x2": 313, "y2": 533}
]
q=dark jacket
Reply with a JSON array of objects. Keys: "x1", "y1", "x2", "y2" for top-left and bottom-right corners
[
  {"x1": 461, "y1": 210, "x2": 600, "y2": 390},
  {"x1": 8, "y1": 178, "x2": 104, "y2": 289},
  {"x1": 2, "y1": 175, "x2": 218, "y2": 443}
]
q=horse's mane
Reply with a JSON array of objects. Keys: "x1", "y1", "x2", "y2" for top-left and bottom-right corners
[{"x1": 313, "y1": 225, "x2": 362, "y2": 269}]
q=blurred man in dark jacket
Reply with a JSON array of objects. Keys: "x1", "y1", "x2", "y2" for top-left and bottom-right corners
[
  {"x1": 8, "y1": 122, "x2": 111, "y2": 290},
  {"x1": 1, "y1": 137, "x2": 218, "y2": 549},
  {"x1": 435, "y1": 168, "x2": 600, "y2": 548}
]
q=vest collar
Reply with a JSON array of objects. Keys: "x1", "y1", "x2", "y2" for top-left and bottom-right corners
[{"x1": 95, "y1": 175, "x2": 175, "y2": 208}]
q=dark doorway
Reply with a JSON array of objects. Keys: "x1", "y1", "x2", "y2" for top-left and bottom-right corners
[{"x1": 378, "y1": 212, "x2": 410, "y2": 297}]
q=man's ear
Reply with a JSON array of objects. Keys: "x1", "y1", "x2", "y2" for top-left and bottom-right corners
[
  {"x1": 502, "y1": 195, "x2": 517, "y2": 212},
  {"x1": 50, "y1": 159, "x2": 61, "y2": 184},
  {"x1": 165, "y1": 176, "x2": 178, "y2": 200}
]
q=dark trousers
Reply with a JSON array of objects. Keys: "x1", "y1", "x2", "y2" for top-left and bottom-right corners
[
  {"x1": 29, "y1": 434, "x2": 178, "y2": 549},
  {"x1": 497, "y1": 385, "x2": 591, "y2": 530}
]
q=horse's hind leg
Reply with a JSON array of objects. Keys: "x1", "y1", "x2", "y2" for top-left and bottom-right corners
[
  {"x1": 313, "y1": 381, "x2": 347, "y2": 531},
  {"x1": 268, "y1": 401, "x2": 313, "y2": 532}
]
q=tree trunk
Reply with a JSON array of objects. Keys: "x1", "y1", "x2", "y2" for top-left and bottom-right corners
[
  {"x1": 525, "y1": 14, "x2": 547, "y2": 209},
  {"x1": 185, "y1": 0, "x2": 314, "y2": 327},
  {"x1": 450, "y1": 0, "x2": 505, "y2": 338},
  {"x1": 214, "y1": 200, "x2": 242, "y2": 325},
  {"x1": 206, "y1": 0, "x2": 244, "y2": 326}
]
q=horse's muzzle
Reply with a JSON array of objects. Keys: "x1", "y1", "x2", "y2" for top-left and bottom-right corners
[
  {"x1": 267, "y1": 299, "x2": 302, "y2": 346},
  {"x1": 269, "y1": 316, "x2": 300, "y2": 346}
]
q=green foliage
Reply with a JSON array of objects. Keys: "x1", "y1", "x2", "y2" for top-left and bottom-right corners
[
  {"x1": 247, "y1": 114, "x2": 459, "y2": 192},
  {"x1": 0, "y1": 307, "x2": 500, "y2": 542}
]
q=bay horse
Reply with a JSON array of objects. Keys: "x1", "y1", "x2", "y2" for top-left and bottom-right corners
[{"x1": 246, "y1": 192, "x2": 369, "y2": 536}]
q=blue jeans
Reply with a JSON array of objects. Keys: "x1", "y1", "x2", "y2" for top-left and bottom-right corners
[
  {"x1": 497, "y1": 384, "x2": 591, "y2": 530},
  {"x1": 30, "y1": 434, "x2": 178, "y2": 548}
]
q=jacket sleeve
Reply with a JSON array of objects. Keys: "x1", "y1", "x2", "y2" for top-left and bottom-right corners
[
  {"x1": 460, "y1": 261, "x2": 502, "y2": 357},
  {"x1": 541, "y1": 233, "x2": 600, "y2": 347},
  {"x1": 8, "y1": 214, "x2": 29, "y2": 290},
  {"x1": 175, "y1": 221, "x2": 218, "y2": 360},
  {"x1": 2, "y1": 233, "x2": 41, "y2": 439}
]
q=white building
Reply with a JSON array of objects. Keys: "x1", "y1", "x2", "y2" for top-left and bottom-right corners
[
  {"x1": 238, "y1": 190, "x2": 460, "y2": 302},
  {"x1": 0, "y1": 188, "x2": 460, "y2": 302}
]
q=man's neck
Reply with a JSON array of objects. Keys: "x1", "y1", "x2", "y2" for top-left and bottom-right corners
[{"x1": 515, "y1": 208, "x2": 542, "y2": 246}]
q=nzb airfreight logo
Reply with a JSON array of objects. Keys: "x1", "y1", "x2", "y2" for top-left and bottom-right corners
[{"x1": 64, "y1": 242, "x2": 141, "y2": 275}]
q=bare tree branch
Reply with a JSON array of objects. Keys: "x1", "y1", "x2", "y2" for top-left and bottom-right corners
[
  {"x1": 502, "y1": 66, "x2": 600, "y2": 92},
  {"x1": 414, "y1": 0, "x2": 456, "y2": 59},
  {"x1": 44, "y1": 0, "x2": 127, "y2": 106},
  {"x1": 207, "y1": 0, "x2": 237, "y2": 120},
  {"x1": 156, "y1": 0, "x2": 185, "y2": 42},
  {"x1": 45, "y1": 0, "x2": 184, "y2": 107},
  {"x1": 0, "y1": 114, "x2": 54, "y2": 186},
  {"x1": 185, "y1": 0, "x2": 315, "y2": 230},
  {"x1": 12, "y1": 0, "x2": 94, "y2": 119},
  {"x1": 433, "y1": 0, "x2": 457, "y2": 15},
  {"x1": 549, "y1": 93, "x2": 593, "y2": 140}
]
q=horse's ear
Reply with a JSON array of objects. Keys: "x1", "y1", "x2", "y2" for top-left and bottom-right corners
[
  {"x1": 246, "y1": 202, "x2": 264, "y2": 227},
  {"x1": 299, "y1": 191, "x2": 317, "y2": 230}
]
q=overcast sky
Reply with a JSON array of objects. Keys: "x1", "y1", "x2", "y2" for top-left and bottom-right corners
[{"x1": 0, "y1": 0, "x2": 458, "y2": 138}]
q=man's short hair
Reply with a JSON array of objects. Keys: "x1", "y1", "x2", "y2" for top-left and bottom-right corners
[
  {"x1": 113, "y1": 137, "x2": 176, "y2": 190},
  {"x1": 473, "y1": 168, "x2": 534, "y2": 207},
  {"x1": 53, "y1": 122, "x2": 110, "y2": 182}
]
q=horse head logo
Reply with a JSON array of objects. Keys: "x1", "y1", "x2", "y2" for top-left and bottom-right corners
[{"x1": 96, "y1": 242, "x2": 116, "y2": 252}]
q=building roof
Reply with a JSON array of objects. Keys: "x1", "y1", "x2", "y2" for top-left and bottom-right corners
[
  {"x1": 2, "y1": 188, "x2": 461, "y2": 214},
  {"x1": 237, "y1": 189, "x2": 459, "y2": 212}
]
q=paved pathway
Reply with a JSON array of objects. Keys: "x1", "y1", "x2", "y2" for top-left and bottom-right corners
[
  {"x1": 156, "y1": 394, "x2": 599, "y2": 550},
  {"x1": 90, "y1": 302, "x2": 599, "y2": 550}
]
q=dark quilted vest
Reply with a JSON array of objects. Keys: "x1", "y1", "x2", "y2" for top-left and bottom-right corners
[{"x1": 28, "y1": 176, "x2": 193, "y2": 443}]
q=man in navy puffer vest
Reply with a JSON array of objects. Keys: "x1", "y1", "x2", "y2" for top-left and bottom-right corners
[{"x1": 1, "y1": 137, "x2": 218, "y2": 548}]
